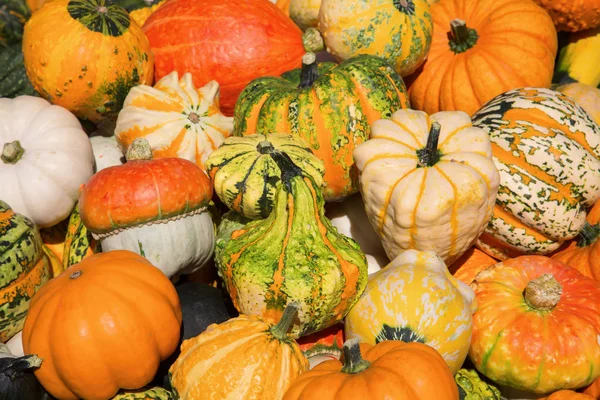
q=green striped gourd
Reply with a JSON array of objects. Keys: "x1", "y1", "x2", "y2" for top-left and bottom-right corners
[
  {"x1": 111, "y1": 386, "x2": 174, "y2": 399},
  {"x1": 0, "y1": 0, "x2": 29, "y2": 47},
  {"x1": 214, "y1": 143, "x2": 368, "y2": 338},
  {"x1": 233, "y1": 52, "x2": 409, "y2": 202},
  {"x1": 0, "y1": 200, "x2": 50, "y2": 342},
  {"x1": 205, "y1": 134, "x2": 325, "y2": 219},
  {"x1": 472, "y1": 87, "x2": 600, "y2": 259},
  {"x1": 62, "y1": 202, "x2": 100, "y2": 268}
]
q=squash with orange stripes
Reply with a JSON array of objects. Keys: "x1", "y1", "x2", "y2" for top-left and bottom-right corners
[
  {"x1": 472, "y1": 87, "x2": 600, "y2": 259},
  {"x1": 353, "y1": 109, "x2": 500, "y2": 265},
  {"x1": 214, "y1": 144, "x2": 367, "y2": 338},
  {"x1": 115, "y1": 71, "x2": 233, "y2": 170},
  {"x1": 234, "y1": 52, "x2": 409, "y2": 202}
]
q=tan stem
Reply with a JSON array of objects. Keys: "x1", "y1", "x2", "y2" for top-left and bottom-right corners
[
  {"x1": 524, "y1": 274, "x2": 562, "y2": 311},
  {"x1": 126, "y1": 138, "x2": 153, "y2": 161}
]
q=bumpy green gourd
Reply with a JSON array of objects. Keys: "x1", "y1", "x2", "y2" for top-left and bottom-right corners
[
  {"x1": 215, "y1": 143, "x2": 368, "y2": 338},
  {"x1": 111, "y1": 386, "x2": 175, "y2": 399},
  {"x1": 455, "y1": 369, "x2": 502, "y2": 400}
]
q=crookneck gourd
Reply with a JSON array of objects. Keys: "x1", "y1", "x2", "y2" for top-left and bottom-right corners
[{"x1": 215, "y1": 142, "x2": 368, "y2": 338}]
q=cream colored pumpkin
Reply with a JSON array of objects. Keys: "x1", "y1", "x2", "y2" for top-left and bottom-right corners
[
  {"x1": 115, "y1": 71, "x2": 233, "y2": 169},
  {"x1": 0, "y1": 96, "x2": 94, "y2": 228},
  {"x1": 90, "y1": 135, "x2": 125, "y2": 172},
  {"x1": 556, "y1": 83, "x2": 600, "y2": 124},
  {"x1": 344, "y1": 249, "x2": 476, "y2": 374},
  {"x1": 290, "y1": 0, "x2": 321, "y2": 30},
  {"x1": 353, "y1": 109, "x2": 500, "y2": 265}
]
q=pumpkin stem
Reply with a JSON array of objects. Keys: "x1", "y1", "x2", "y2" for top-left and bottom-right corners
[
  {"x1": 577, "y1": 222, "x2": 600, "y2": 247},
  {"x1": 126, "y1": 138, "x2": 153, "y2": 161},
  {"x1": 448, "y1": 19, "x2": 479, "y2": 54},
  {"x1": 257, "y1": 140, "x2": 275, "y2": 155},
  {"x1": 303, "y1": 28, "x2": 324, "y2": 53},
  {"x1": 299, "y1": 53, "x2": 319, "y2": 89},
  {"x1": 269, "y1": 149, "x2": 305, "y2": 191},
  {"x1": 417, "y1": 122, "x2": 442, "y2": 167},
  {"x1": 270, "y1": 302, "x2": 300, "y2": 340},
  {"x1": 341, "y1": 338, "x2": 371, "y2": 374},
  {"x1": 0, "y1": 355, "x2": 43, "y2": 380},
  {"x1": 524, "y1": 274, "x2": 562, "y2": 311},
  {"x1": 1, "y1": 140, "x2": 25, "y2": 164}
]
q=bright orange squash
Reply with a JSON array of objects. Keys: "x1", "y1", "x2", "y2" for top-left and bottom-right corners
[{"x1": 448, "y1": 247, "x2": 498, "y2": 285}]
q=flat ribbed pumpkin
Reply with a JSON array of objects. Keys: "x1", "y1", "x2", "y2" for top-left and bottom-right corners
[
  {"x1": 318, "y1": 0, "x2": 433, "y2": 77},
  {"x1": 0, "y1": 200, "x2": 50, "y2": 343},
  {"x1": 115, "y1": 71, "x2": 233, "y2": 169},
  {"x1": 169, "y1": 303, "x2": 309, "y2": 400},
  {"x1": 22, "y1": 0, "x2": 154, "y2": 123},
  {"x1": 470, "y1": 256, "x2": 600, "y2": 393},
  {"x1": 353, "y1": 108, "x2": 500, "y2": 265},
  {"x1": 234, "y1": 52, "x2": 409, "y2": 201},
  {"x1": 205, "y1": 134, "x2": 325, "y2": 219},
  {"x1": 534, "y1": 0, "x2": 600, "y2": 32},
  {"x1": 215, "y1": 146, "x2": 368, "y2": 338},
  {"x1": 472, "y1": 87, "x2": 600, "y2": 259},
  {"x1": 345, "y1": 249, "x2": 476, "y2": 374},
  {"x1": 407, "y1": 0, "x2": 557, "y2": 115}
]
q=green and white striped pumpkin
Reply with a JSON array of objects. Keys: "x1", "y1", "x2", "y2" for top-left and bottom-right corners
[
  {"x1": 0, "y1": 200, "x2": 50, "y2": 342},
  {"x1": 214, "y1": 146, "x2": 368, "y2": 338},
  {"x1": 472, "y1": 87, "x2": 600, "y2": 259},
  {"x1": 205, "y1": 134, "x2": 325, "y2": 220}
]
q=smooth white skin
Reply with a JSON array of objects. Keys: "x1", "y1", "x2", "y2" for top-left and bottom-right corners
[{"x1": 89, "y1": 135, "x2": 125, "y2": 172}]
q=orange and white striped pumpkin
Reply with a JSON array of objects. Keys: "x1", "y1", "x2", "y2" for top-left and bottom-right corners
[
  {"x1": 473, "y1": 87, "x2": 600, "y2": 259},
  {"x1": 115, "y1": 71, "x2": 233, "y2": 169},
  {"x1": 353, "y1": 109, "x2": 500, "y2": 265}
]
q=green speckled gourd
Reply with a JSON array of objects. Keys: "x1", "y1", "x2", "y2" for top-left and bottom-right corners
[
  {"x1": 0, "y1": 200, "x2": 50, "y2": 342},
  {"x1": 233, "y1": 52, "x2": 409, "y2": 202},
  {"x1": 111, "y1": 386, "x2": 175, "y2": 399},
  {"x1": 455, "y1": 369, "x2": 502, "y2": 400},
  {"x1": 205, "y1": 134, "x2": 325, "y2": 220},
  {"x1": 0, "y1": 44, "x2": 38, "y2": 98},
  {"x1": 214, "y1": 147, "x2": 368, "y2": 338},
  {"x1": 0, "y1": 0, "x2": 29, "y2": 47},
  {"x1": 62, "y1": 202, "x2": 100, "y2": 268}
]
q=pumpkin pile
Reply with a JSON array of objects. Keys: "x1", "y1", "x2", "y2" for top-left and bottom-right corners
[{"x1": 2, "y1": 0, "x2": 600, "y2": 399}]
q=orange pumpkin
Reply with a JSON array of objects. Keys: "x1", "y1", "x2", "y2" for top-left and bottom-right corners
[
  {"x1": 21, "y1": 250, "x2": 182, "y2": 400},
  {"x1": 533, "y1": 0, "x2": 600, "y2": 32},
  {"x1": 542, "y1": 391, "x2": 595, "y2": 400},
  {"x1": 407, "y1": 0, "x2": 557, "y2": 115},
  {"x1": 448, "y1": 247, "x2": 498, "y2": 285},
  {"x1": 272, "y1": 0, "x2": 291, "y2": 14},
  {"x1": 283, "y1": 339, "x2": 459, "y2": 400},
  {"x1": 583, "y1": 378, "x2": 600, "y2": 398}
]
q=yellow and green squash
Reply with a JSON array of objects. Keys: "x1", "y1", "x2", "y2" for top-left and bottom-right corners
[
  {"x1": 455, "y1": 369, "x2": 502, "y2": 400},
  {"x1": 62, "y1": 202, "x2": 99, "y2": 269},
  {"x1": 554, "y1": 27, "x2": 600, "y2": 88}
]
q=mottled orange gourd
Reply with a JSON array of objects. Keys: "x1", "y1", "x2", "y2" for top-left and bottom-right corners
[{"x1": 534, "y1": 0, "x2": 600, "y2": 32}]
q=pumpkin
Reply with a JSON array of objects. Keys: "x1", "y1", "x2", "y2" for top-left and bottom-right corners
[
  {"x1": 270, "y1": 0, "x2": 291, "y2": 15},
  {"x1": 556, "y1": 83, "x2": 600, "y2": 124},
  {"x1": 469, "y1": 256, "x2": 600, "y2": 393},
  {"x1": 41, "y1": 243, "x2": 63, "y2": 278},
  {"x1": 542, "y1": 392, "x2": 595, "y2": 400},
  {"x1": 533, "y1": 0, "x2": 600, "y2": 32},
  {"x1": 113, "y1": 0, "x2": 164, "y2": 27},
  {"x1": 62, "y1": 202, "x2": 99, "y2": 268},
  {"x1": 22, "y1": 250, "x2": 182, "y2": 400},
  {"x1": 353, "y1": 108, "x2": 500, "y2": 265},
  {"x1": 0, "y1": 343, "x2": 47, "y2": 400},
  {"x1": 407, "y1": 0, "x2": 557, "y2": 116},
  {"x1": 22, "y1": 0, "x2": 154, "y2": 123},
  {"x1": 283, "y1": 338, "x2": 459, "y2": 400},
  {"x1": 449, "y1": 247, "x2": 499, "y2": 285},
  {"x1": 112, "y1": 387, "x2": 175, "y2": 400},
  {"x1": 0, "y1": 200, "x2": 50, "y2": 343},
  {"x1": 115, "y1": 71, "x2": 233, "y2": 170},
  {"x1": 205, "y1": 134, "x2": 325, "y2": 219},
  {"x1": 143, "y1": 0, "x2": 319, "y2": 116},
  {"x1": 214, "y1": 146, "x2": 368, "y2": 338},
  {"x1": 554, "y1": 27, "x2": 600, "y2": 87},
  {"x1": 0, "y1": 96, "x2": 94, "y2": 228},
  {"x1": 234, "y1": 52, "x2": 410, "y2": 201},
  {"x1": 169, "y1": 302, "x2": 309, "y2": 400},
  {"x1": 0, "y1": 0, "x2": 29, "y2": 47},
  {"x1": 472, "y1": 87, "x2": 600, "y2": 259},
  {"x1": 455, "y1": 369, "x2": 502, "y2": 400},
  {"x1": 583, "y1": 378, "x2": 600, "y2": 398},
  {"x1": 91, "y1": 135, "x2": 125, "y2": 172},
  {"x1": 5, "y1": 330, "x2": 23, "y2": 356},
  {"x1": 289, "y1": 0, "x2": 321, "y2": 31},
  {"x1": 79, "y1": 138, "x2": 215, "y2": 279},
  {"x1": 0, "y1": 44, "x2": 38, "y2": 98},
  {"x1": 297, "y1": 324, "x2": 344, "y2": 369},
  {"x1": 318, "y1": 0, "x2": 433, "y2": 77},
  {"x1": 552, "y1": 223, "x2": 600, "y2": 281},
  {"x1": 25, "y1": 0, "x2": 50, "y2": 12},
  {"x1": 345, "y1": 249, "x2": 476, "y2": 374},
  {"x1": 39, "y1": 217, "x2": 68, "y2": 266}
]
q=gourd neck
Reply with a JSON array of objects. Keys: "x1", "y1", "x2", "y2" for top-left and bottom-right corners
[
  {"x1": 449, "y1": 19, "x2": 479, "y2": 54},
  {"x1": 524, "y1": 274, "x2": 562, "y2": 311},
  {"x1": 0, "y1": 355, "x2": 43, "y2": 379},
  {"x1": 302, "y1": 27, "x2": 324, "y2": 53},
  {"x1": 269, "y1": 149, "x2": 305, "y2": 191},
  {"x1": 416, "y1": 122, "x2": 442, "y2": 167},
  {"x1": 126, "y1": 138, "x2": 153, "y2": 161},
  {"x1": 341, "y1": 339, "x2": 371, "y2": 374},
  {"x1": 1, "y1": 140, "x2": 25, "y2": 164},
  {"x1": 299, "y1": 53, "x2": 319, "y2": 89},
  {"x1": 270, "y1": 302, "x2": 300, "y2": 340},
  {"x1": 577, "y1": 222, "x2": 600, "y2": 247}
]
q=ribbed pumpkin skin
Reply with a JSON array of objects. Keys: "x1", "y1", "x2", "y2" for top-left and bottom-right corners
[
  {"x1": 318, "y1": 0, "x2": 433, "y2": 77},
  {"x1": 234, "y1": 55, "x2": 409, "y2": 201},
  {"x1": 408, "y1": 0, "x2": 557, "y2": 115},
  {"x1": 22, "y1": 250, "x2": 182, "y2": 400},
  {"x1": 534, "y1": 0, "x2": 600, "y2": 32},
  {"x1": 0, "y1": 201, "x2": 49, "y2": 343},
  {"x1": 205, "y1": 134, "x2": 325, "y2": 219},
  {"x1": 22, "y1": 0, "x2": 154, "y2": 123},
  {"x1": 0, "y1": 44, "x2": 38, "y2": 98},
  {"x1": 169, "y1": 314, "x2": 309, "y2": 400},
  {"x1": 472, "y1": 87, "x2": 600, "y2": 259},
  {"x1": 143, "y1": 0, "x2": 306, "y2": 116},
  {"x1": 469, "y1": 256, "x2": 600, "y2": 393}
]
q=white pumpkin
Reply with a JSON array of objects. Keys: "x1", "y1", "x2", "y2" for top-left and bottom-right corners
[
  {"x1": 90, "y1": 135, "x2": 125, "y2": 172},
  {"x1": 0, "y1": 96, "x2": 94, "y2": 228},
  {"x1": 353, "y1": 109, "x2": 500, "y2": 265},
  {"x1": 289, "y1": 0, "x2": 321, "y2": 30},
  {"x1": 5, "y1": 331, "x2": 24, "y2": 357},
  {"x1": 115, "y1": 72, "x2": 233, "y2": 169}
]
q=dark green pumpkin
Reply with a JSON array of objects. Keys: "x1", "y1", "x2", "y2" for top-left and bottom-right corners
[
  {"x1": 0, "y1": 44, "x2": 38, "y2": 98},
  {"x1": 455, "y1": 369, "x2": 502, "y2": 400},
  {"x1": 0, "y1": 0, "x2": 29, "y2": 47},
  {"x1": 0, "y1": 344, "x2": 48, "y2": 400}
]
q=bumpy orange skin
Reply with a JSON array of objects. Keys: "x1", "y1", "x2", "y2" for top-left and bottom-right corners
[{"x1": 534, "y1": 0, "x2": 600, "y2": 32}]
